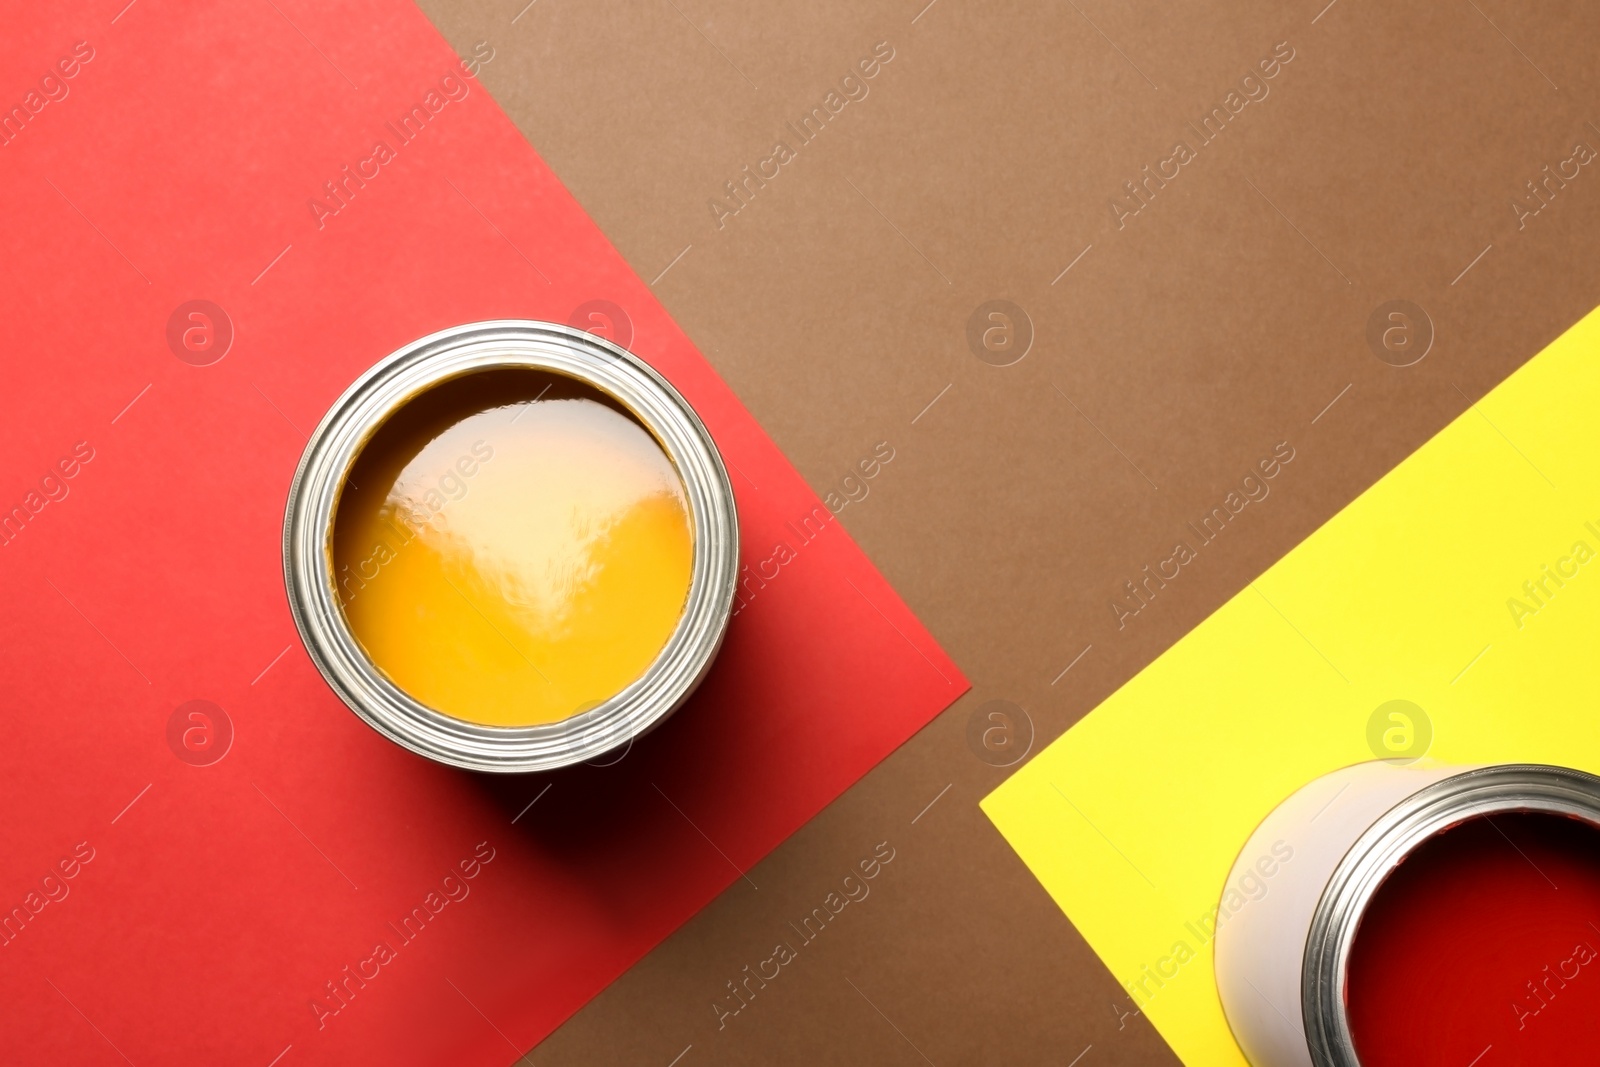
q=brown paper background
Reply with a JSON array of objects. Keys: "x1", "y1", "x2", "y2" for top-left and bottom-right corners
[{"x1": 411, "y1": 0, "x2": 1600, "y2": 1062}]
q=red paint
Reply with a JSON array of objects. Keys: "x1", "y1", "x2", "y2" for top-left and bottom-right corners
[{"x1": 1347, "y1": 812, "x2": 1600, "y2": 1066}]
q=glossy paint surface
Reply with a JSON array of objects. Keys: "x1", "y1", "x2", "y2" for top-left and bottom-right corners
[
  {"x1": 1347, "y1": 811, "x2": 1600, "y2": 1066},
  {"x1": 332, "y1": 370, "x2": 694, "y2": 726}
]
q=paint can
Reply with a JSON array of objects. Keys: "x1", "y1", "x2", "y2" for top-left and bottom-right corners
[
  {"x1": 1214, "y1": 760, "x2": 1600, "y2": 1065},
  {"x1": 283, "y1": 320, "x2": 739, "y2": 773}
]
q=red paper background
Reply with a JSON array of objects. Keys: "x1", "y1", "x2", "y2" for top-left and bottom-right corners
[{"x1": 0, "y1": 2, "x2": 965, "y2": 1063}]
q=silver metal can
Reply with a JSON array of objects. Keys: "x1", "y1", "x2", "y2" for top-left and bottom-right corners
[
  {"x1": 1214, "y1": 760, "x2": 1600, "y2": 1066},
  {"x1": 282, "y1": 320, "x2": 739, "y2": 773}
]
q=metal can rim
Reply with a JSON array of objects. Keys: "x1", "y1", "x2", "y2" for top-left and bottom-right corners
[
  {"x1": 1301, "y1": 762, "x2": 1600, "y2": 1065},
  {"x1": 281, "y1": 320, "x2": 739, "y2": 773}
]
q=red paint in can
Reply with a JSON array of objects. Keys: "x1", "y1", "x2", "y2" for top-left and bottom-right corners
[{"x1": 1346, "y1": 811, "x2": 1600, "y2": 1066}]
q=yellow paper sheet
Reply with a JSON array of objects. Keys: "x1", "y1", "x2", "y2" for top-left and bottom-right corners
[{"x1": 980, "y1": 306, "x2": 1600, "y2": 1065}]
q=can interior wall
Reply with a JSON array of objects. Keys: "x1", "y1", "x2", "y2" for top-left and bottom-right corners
[
  {"x1": 1213, "y1": 761, "x2": 1600, "y2": 1066},
  {"x1": 282, "y1": 320, "x2": 739, "y2": 773}
]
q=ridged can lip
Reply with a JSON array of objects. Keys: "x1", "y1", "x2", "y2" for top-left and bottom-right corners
[
  {"x1": 1301, "y1": 763, "x2": 1600, "y2": 1066},
  {"x1": 281, "y1": 320, "x2": 739, "y2": 774}
]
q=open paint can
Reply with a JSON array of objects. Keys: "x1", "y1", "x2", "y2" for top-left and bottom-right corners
[
  {"x1": 283, "y1": 320, "x2": 739, "y2": 773},
  {"x1": 1214, "y1": 760, "x2": 1600, "y2": 1065}
]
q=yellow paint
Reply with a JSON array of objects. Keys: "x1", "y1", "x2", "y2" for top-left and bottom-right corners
[
  {"x1": 332, "y1": 369, "x2": 694, "y2": 727},
  {"x1": 981, "y1": 305, "x2": 1600, "y2": 1065}
]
